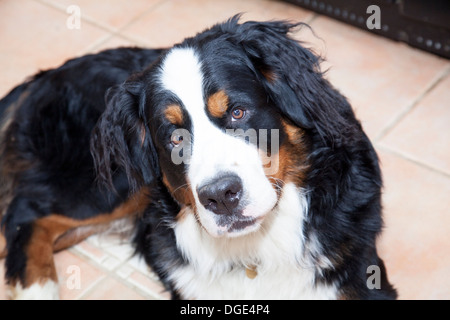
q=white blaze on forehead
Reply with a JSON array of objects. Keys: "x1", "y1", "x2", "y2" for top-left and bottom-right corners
[
  {"x1": 159, "y1": 46, "x2": 222, "y2": 180},
  {"x1": 160, "y1": 47, "x2": 204, "y2": 117}
]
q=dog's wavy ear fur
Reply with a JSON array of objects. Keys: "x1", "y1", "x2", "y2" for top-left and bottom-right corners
[
  {"x1": 228, "y1": 17, "x2": 355, "y2": 144},
  {"x1": 90, "y1": 80, "x2": 159, "y2": 193}
]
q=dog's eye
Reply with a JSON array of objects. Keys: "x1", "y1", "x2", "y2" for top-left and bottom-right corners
[
  {"x1": 171, "y1": 135, "x2": 183, "y2": 147},
  {"x1": 231, "y1": 107, "x2": 246, "y2": 121}
]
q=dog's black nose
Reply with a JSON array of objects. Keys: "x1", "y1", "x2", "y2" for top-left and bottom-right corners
[{"x1": 197, "y1": 174, "x2": 243, "y2": 215}]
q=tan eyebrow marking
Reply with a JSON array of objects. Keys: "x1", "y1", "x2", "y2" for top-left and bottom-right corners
[
  {"x1": 164, "y1": 104, "x2": 184, "y2": 125},
  {"x1": 207, "y1": 90, "x2": 229, "y2": 118}
]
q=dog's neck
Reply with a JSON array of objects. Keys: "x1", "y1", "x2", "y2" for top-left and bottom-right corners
[{"x1": 172, "y1": 183, "x2": 309, "y2": 276}]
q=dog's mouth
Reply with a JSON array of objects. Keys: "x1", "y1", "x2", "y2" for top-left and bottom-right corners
[
  {"x1": 216, "y1": 214, "x2": 263, "y2": 237},
  {"x1": 229, "y1": 217, "x2": 257, "y2": 232},
  {"x1": 195, "y1": 201, "x2": 272, "y2": 238}
]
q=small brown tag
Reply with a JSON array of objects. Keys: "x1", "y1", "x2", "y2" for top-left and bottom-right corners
[{"x1": 245, "y1": 265, "x2": 258, "y2": 279}]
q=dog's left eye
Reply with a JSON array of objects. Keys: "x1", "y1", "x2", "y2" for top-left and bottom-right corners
[
  {"x1": 231, "y1": 107, "x2": 246, "y2": 121},
  {"x1": 171, "y1": 134, "x2": 183, "y2": 147}
]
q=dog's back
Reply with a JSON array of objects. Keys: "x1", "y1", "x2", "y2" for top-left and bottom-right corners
[
  {"x1": 0, "y1": 47, "x2": 162, "y2": 298},
  {"x1": 0, "y1": 48, "x2": 160, "y2": 218}
]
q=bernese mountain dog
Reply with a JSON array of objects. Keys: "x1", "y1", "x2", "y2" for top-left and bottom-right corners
[{"x1": 0, "y1": 16, "x2": 396, "y2": 299}]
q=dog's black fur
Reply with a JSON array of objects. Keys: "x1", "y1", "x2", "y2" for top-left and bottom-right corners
[
  {"x1": 1, "y1": 16, "x2": 396, "y2": 299},
  {"x1": 0, "y1": 47, "x2": 163, "y2": 291}
]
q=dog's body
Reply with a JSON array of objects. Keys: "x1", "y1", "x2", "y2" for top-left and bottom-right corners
[
  {"x1": 0, "y1": 17, "x2": 396, "y2": 299},
  {"x1": 0, "y1": 47, "x2": 162, "y2": 299}
]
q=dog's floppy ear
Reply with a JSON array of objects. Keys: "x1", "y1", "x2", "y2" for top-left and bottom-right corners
[
  {"x1": 90, "y1": 80, "x2": 159, "y2": 193},
  {"x1": 230, "y1": 17, "x2": 351, "y2": 143}
]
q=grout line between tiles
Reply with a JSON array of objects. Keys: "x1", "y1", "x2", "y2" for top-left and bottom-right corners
[
  {"x1": 88, "y1": 0, "x2": 171, "y2": 52},
  {"x1": 122, "y1": 269, "x2": 168, "y2": 300},
  {"x1": 68, "y1": 244, "x2": 165, "y2": 300},
  {"x1": 34, "y1": 0, "x2": 118, "y2": 34},
  {"x1": 376, "y1": 143, "x2": 450, "y2": 179},
  {"x1": 77, "y1": 33, "x2": 118, "y2": 55},
  {"x1": 74, "y1": 273, "x2": 108, "y2": 300},
  {"x1": 79, "y1": 0, "x2": 171, "y2": 53},
  {"x1": 81, "y1": 259, "x2": 164, "y2": 300},
  {"x1": 374, "y1": 64, "x2": 450, "y2": 143},
  {"x1": 34, "y1": 0, "x2": 170, "y2": 54},
  {"x1": 113, "y1": 0, "x2": 170, "y2": 34},
  {"x1": 75, "y1": 275, "x2": 107, "y2": 300},
  {"x1": 81, "y1": 32, "x2": 149, "y2": 55}
]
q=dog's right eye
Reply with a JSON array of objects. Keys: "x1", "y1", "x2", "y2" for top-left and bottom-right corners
[{"x1": 171, "y1": 134, "x2": 183, "y2": 147}]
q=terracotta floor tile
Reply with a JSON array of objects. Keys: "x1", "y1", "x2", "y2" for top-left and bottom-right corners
[
  {"x1": 379, "y1": 73, "x2": 450, "y2": 175},
  {"x1": 88, "y1": 235, "x2": 135, "y2": 263},
  {"x1": 42, "y1": 0, "x2": 165, "y2": 32},
  {"x1": 1, "y1": 0, "x2": 449, "y2": 301},
  {"x1": 296, "y1": 16, "x2": 450, "y2": 141},
  {"x1": 87, "y1": 35, "x2": 138, "y2": 54},
  {"x1": 81, "y1": 277, "x2": 146, "y2": 300},
  {"x1": 54, "y1": 250, "x2": 107, "y2": 300},
  {"x1": 120, "y1": 0, "x2": 313, "y2": 47},
  {"x1": 377, "y1": 149, "x2": 450, "y2": 299},
  {"x1": 72, "y1": 240, "x2": 110, "y2": 265},
  {"x1": 125, "y1": 270, "x2": 170, "y2": 300},
  {"x1": 0, "y1": 0, "x2": 108, "y2": 97}
]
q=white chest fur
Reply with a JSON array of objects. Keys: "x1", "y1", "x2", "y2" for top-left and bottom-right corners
[{"x1": 170, "y1": 183, "x2": 338, "y2": 299}]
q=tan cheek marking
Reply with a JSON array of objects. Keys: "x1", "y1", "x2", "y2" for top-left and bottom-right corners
[
  {"x1": 0, "y1": 231, "x2": 7, "y2": 259},
  {"x1": 264, "y1": 120, "x2": 309, "y2": 193},
  {"x1": 207, "y1": 90, "x2": 229, "y2": 118},
  {"x1": 165, "y1": 104, "x2": 184, "y2": 126},
  {"x1": 161, "y1": 173, "x2": 197, "y2": 223},
  {"x1": 175, "y1": 205, "x2": 196, "y2": 223},
  {"x1": 282, "y1": 120, "x2": 305, "y2": 145},
  {"x1": 162, "y1": 173, "x2": 195, "y2": 207}
]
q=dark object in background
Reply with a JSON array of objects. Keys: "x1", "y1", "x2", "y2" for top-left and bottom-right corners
[{"x1": 284, "y1": 0, "x2": 450, "y2": 59}]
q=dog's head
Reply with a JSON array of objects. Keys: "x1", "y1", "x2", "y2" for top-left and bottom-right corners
[{"x1": 91, "y1": 16, "x2": 350, "y2": 238}]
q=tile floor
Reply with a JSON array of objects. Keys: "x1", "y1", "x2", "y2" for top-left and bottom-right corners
[{"x1": 0, "y1": 0, "x2": 449, "y2": 300}]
